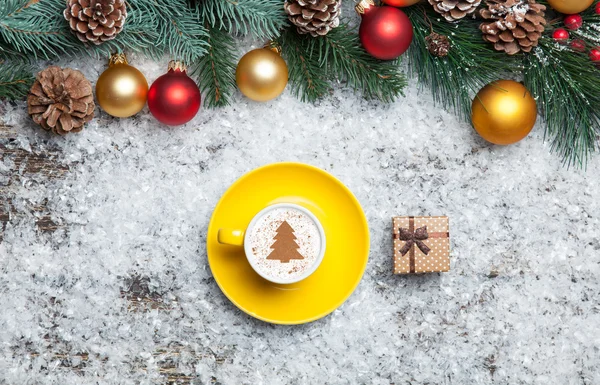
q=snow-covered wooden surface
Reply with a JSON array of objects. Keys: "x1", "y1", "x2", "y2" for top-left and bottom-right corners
[{"x1": 1, "y1": 64, "x2": 599, "y2": 384}]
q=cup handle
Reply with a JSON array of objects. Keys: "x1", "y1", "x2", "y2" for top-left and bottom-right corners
[{"x1": 218, "y1": 228, "x2": 245, "y2": 246}]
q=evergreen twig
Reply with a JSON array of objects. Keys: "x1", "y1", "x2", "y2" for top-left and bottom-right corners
[
  {"x1": 0, "y1": 0, "x2": 209, "y2": 63},
  {"x1": 523, "y1": 3, "x2": 600, "y2": 168},
  {"x1": 0, "y1": 0, "x2": 77, "y2": 59},
  {"x1": 404, "y1": 5, "x2": 519, "y2": 119},
  {"x1": 321, "y1": 24, "x2": 407, "y2": 102},
  {"x1": 279, "y1": 28, "x2": 331, "y2": 102},
  {"x1": 524, "y1": 38, "x2": 600, "y2": 168},
  {"x1": 279, "y1": 24, "x2": 406, "y2": 103},
  {"x1": 199, "y1": 0, "x2": 287, "y2": 39},
  {"x1": 193, "y1": 24, "x2": 237, "y2": 108},
  {"x1": 0, "y1": 60, "x2": 33, "y2": 99}
]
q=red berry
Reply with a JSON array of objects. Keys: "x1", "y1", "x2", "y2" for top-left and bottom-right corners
[
  {"x1": 590, "y1": 47, "x2": 600, "y2": 62},
  {"x1": 570, "y1": 39, "x2": 586, "y2": 52},
  {"x1": 552, "y1": 28, "x2": 569, "y2": 43},
  {"x1": 564, "y1": 14, "x2": 583, "y2": 30}
]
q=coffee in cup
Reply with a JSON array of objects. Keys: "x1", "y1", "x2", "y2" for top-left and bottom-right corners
[{"x1": 218, "y1": 203, "x2": 326, "y2": 284}]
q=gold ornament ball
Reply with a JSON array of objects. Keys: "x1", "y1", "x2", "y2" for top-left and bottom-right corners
[
  {"x1": 236, "y1": 48, "x2": 288, "y2": 102},
  {"x1": 96, "y1": 54, "x2": 148, "y2": 118},
  {"x1": 471, "y1": 80, "x2": 537, "y2": 145},
  {"x1": 547, "y1": 0, "x2": 594, "y2": 14}
]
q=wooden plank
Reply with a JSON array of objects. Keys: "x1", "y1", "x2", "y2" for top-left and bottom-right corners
[
  {"x1": 2, "y1": 124, "x2": 226, "y2": 384},
  {"x1": 120, "y1": 275, "x2": 174, "y2": 311},
  {"x1": 0, "y1": 124, "x2": 67, "y2": 238}
]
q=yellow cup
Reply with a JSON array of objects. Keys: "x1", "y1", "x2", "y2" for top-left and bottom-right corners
[{"x1": 218, "y1": 203, "x2": 326, "y2": 284}]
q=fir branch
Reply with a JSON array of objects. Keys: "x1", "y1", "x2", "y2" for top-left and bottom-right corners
[
  {"x1": 524, "y1": 38, "x2": 600, "y2": 168},
  {"x1": 404, "y1": 5, "x2": 519, "y2": 119},
  {"x1": 522, "y1": 0, "x2": 600, "y2": 166},
  {"x1": 0, "y1": 0, "x2": 79, "y2": 59},
  {"x1": 279, "y1": 28, "x2": 331, "y2": 102},
  {"x1": 0, "y1": 35, "x2": 28, "y2": 61},
  {"x1": 0, "y1": 0, "x2": 208, "y2": 63},
  {"x1": 278, "y1": 24, "x2": 406, "y2": 103},
  {"x1": 317, "y1": 24, "x2": 406, "y2": 103},
  {"x1": 199, "y1": 0, "x2": 287, "y2": 39},
  {"x1": 193, "y1": 24, "x2": 236, "y2": 108},
  {"x1": 0, "y1": 60, "x2": 33, "y2": 99},
  {"x1": 145, "y1": 0, "x2": 209, "y2": 64}
]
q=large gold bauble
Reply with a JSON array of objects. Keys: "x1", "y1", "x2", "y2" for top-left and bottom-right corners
[
  {"x1": 471, "y1": 80, "x2": 537, "y2": 145},
  {"x1": 546, "y1": 0, "x2": 594, "y2": 14},
  {"x1": 96, "y1": 53, "x2": 148, "y2": 118},
  {"x1": 236, "y1": 47, "x2": 288, "y2": 102}
]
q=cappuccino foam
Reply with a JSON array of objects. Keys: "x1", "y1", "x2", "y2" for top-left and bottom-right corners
[{"x1": 248, "y1": 207, "x2": 322, "y2": 282}]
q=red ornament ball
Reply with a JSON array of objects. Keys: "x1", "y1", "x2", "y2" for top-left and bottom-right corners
[
  {"x1": 564, "y1": 14, "x2": 583, "y2": 30},
  {"x1": 148, "y1": 61, "x2": 201, "y2": 126},
  {"x1": 570, "y1": 39, "x2": 586, "y2": 52},
  {"x1": 381, "y1": 0, "x2": 421, "y2": 7},
  {"x1": 590, "y1": 47, "x2": 600, "y2": 62},
  {"x1": 552, "y1": 28, "x2": 570, "y2": 43},
  {"x1": 596, "y1": 2, "x2": 600, "y2": 14},
  {"x1": 357, "y1": 2, "x2": 413, "y2": 60}
]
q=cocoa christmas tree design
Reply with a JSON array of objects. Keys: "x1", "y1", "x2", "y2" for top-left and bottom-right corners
[{"x1": 266, "y1": 220, "x2": 305, "y2": 263}]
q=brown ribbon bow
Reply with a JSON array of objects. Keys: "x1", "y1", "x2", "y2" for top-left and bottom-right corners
[{"x1": 398, "y1": 226, "x2": 431, "y2": 256}]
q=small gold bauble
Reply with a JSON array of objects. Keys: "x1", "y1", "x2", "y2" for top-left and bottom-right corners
[
  {"x1": 547, "y1": 0, "x2": 594, "y2": 14},
  {"x1": 471, "y1": 80, "x2": 537, "y2": 145},
  {"x1": 96, "y1": 53, "x2": 148, "y2": 118},
  {"x1": 236, "y1": 47, "x2": 288, "y2": 102}
]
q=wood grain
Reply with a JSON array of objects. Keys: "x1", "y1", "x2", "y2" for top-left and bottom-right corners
[
  {"x1": 0, "y1": 124, "x2": 66, "y2": 238},
  {"x1": 2, "y1": 124, "x2": 214, "y2": 383}
]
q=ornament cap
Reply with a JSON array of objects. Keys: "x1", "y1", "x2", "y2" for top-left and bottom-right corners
[
  {"x1": 263, "y1": 41, "x2": 282, "y2": 55},
  {"x1": 168, "y1": 60, "x2": 188, "y2": 73},
  {"x1": 108, "y1": 53, "x2": 128, "y2": 66},
  {"x1": 355, "y1": 0, "x2": 375, "y2": 15}
]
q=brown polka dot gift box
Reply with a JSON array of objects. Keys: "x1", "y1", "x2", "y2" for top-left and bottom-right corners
[{"x1": 393, "y1": 216, "x2": 450, "y2": 274}]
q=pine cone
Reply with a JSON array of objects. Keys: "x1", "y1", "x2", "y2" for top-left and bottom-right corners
[
  {"x1": 284, "y1": 0, "x2": 341, "y2": 37},
  {"x1": 479, "y1": 0, "x2": 546, "y2": 55},
  {"x1": 429, "y1": 0, "x2": 481, "y2": 22},
  {"x1": 27, "y1": 66, "x2": 95, "y2": 135},
  {"x1": 64, "y1": 0, "x2": 127, "y2": 45},
  {"x1": 426, "y1": 32, "x2": 451, "y2": 57}
]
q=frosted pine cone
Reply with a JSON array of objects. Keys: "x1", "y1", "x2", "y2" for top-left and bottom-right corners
[
  {"x1": 479, "y1": 0, "x2": 546, "y2": 55},
  {"x1": 64, "y1": 0, "x2": 127, "y2": 45},
  {"x1": 426, "y1": 32, "x2": 451, "y2": 57},
  {"x1": 429, "y1": 0, "x2": 481, "y2": 22},
  {"x1": 284, "y1": 0, "x2": 341, "y2": 37}
]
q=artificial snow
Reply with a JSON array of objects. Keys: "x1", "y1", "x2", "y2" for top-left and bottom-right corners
[{"x1": 1, "y1": 51, "x2": 600, "y2": 385}]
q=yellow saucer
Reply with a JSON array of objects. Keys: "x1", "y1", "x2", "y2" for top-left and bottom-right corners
[{"x1": 207, "y1": 162, "x2": 370, "y2": 325}]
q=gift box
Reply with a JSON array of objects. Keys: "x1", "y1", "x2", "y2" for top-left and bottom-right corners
[{"x1": 393, "y1": 216, "x2": 450, "y2": 274}]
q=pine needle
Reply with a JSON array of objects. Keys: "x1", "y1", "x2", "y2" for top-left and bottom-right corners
[
  {"x1": 193, "y1": 25, "x2": 237, "y2": 108},
  {"x1": 279, "y1": 24, "x2": 406, "y2": 103},
  {"x1": 279, "y1": 28, "x2": 331, "y2": 102},
  {"x1": 404, "y1": 5, "x2": 519, "y2": 119},
  {"x1": 0, "y1": 60, "x2": 33, "y2": 99},
  {"x1": 0, "y1": 0, "x2": 209, "y2": 63},
  {"x1": 524, "y1": 3, "x2": 600, "y2": 168},
  {"x1": 199, "y1": 0, "x2": 287, "y2": 39}
]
